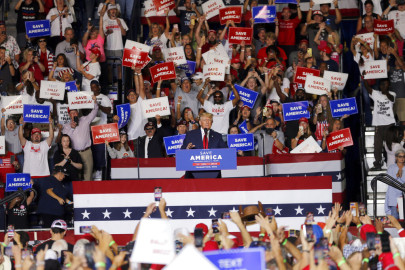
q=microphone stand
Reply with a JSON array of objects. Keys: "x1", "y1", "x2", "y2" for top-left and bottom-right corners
[{"x1": 260, "y1": 133, "x2": 265, "y2": 177}]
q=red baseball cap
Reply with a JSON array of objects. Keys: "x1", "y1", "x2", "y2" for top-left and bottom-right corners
[
  {"x1": 300, "y1": 39, "x2": 309, "y2": 44},
  {"x1": 208, "y1": 30, "x2": 217, "y2": 35},
  {"x1": 318, "y1": 44, "x2": 332, "y2": 54},
  {"x1": 31, "y1": 128, "x2": 41, "y2": 135},
  {"x1": 231, "y1": 58, "x2": 241, "y2": 64},
  {"x1": 90, "y1": 47, "x2": 101, "y2": 56},
  {"x1": 299, "y1": 117, "x2": 308, "y2": 124}
]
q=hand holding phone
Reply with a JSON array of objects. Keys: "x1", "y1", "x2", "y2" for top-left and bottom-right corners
[{"x1": 212, "y1": 219, "x2": 219, "y2": 234}]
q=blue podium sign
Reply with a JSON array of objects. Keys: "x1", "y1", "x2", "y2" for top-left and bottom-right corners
[
  {"x1": 330, "y1": 97, "x2": 358, "y2": 118},
  {"x1": 6, "y1": 173, "x2": 31, "y2": 192},
  {"x1": 175, "y1": 148, "x2": 237, "y2": 171},
  {"x1": 205, "y1": 248, "x2": 265, "y2": 270}
]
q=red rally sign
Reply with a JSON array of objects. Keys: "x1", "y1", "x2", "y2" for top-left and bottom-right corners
[
  {"x1": 294, "y1": 67, "x2": 321, "y2": 86},
  {"x1": 374, "y1": 19, "x2": 394, "y2": 35},
  {"x1": 219, "y1": 7, "x2": 242, "y2": 25},
  {"x1": 122, "y1": 48, "x2": 151, "y2": 69},
  {"x1": 326, "y1": 128, "x2": 353, "y2": 152},
  {"x1": 149, "y1": 62, "x2": 177, "y2": 83},
  {"x1": 228, "y1": 27, "x2": 253, "y2": 45},
  {"x1": 91, "y1": 123, "x2": 120, "y2": 145},
  {"x1": 152, "y1": 0, "x2": 175, "y2": 14}
]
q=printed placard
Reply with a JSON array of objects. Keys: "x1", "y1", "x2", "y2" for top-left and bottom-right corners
[
  {"x1": 91, "y1": 123, "x2": 120, "y2": 145},
  {"x1": 185, "y1": 60, "x2": 196, "y2": 77},
  {"x1": 163, "y1": 47, "x2": 187, "y2": 65},
  {"x1": 294, "y1": 67, "x2": 321, "y2": 85},
  {"x1": 144, "y1": 0, "x2": 157, "y2": 17},
  {"x1": 0, "y1": 136, "x2": 4, "y2": 155},
  {"x1": 330, "y1": 98, "x2": 358, "y2": 118},
  {"x1": 312, "y1": 0, "x2": 333, "y2": 4},
  {"x1": 282, "y1": 101, "x2": 310, "y2": 122},
  {"x1": 58, "y1": 104, "x2": 70, "y2": 125},
  {"x1": 239, "y1": 120, "x2": 249, "y2": 134},
  {"x1": 40, "y1": 80, "x2": 65, "y2": 100},
  {"x1": 25, "y1": 20, "x2": 50, "y2": 38},
  {"x1": 23, "y1": 104, "x2": 50, "y2": 123},
  {"x1": 202, "y1": 0, "x2": 225, "y2": 20},
  {"x1": 203, "y1": 64, "x2": 226, "y2": 81},
  {"x1": 290, "y1": 136, "x2": 322, "y2": 154},
  {"x1": 124, "y1": 39, "x2": 150, "y2": 53},
  {"x1": 164, "y1": 134, "x2": 186, "y2": 155},
  {"x1": 131, "y1": 218, "x2": 175, "y2": 265},
  {"x1": 228, "y1": 27, "x2": 253, "y2": 45},
  {"x1": 326, "y1": 128, "x2": 353, "y2": 152},
  {"x1": 149, "y1": 62, "x2": 177, "y2": 83},
  {"x1": 364, "y1": 60, "x2": 388, "y2": 79},
  {"x1": 67, "y1": 92, "x2": 95, "y2": 110},
  {"x1": 122, "y1": 48, "x2": 151, "y2": 68},
  {"x1": 356, "y1": 32, "x2": 375, "y2": 49},
  {"x1": 205, "y1": 248, "x2": 265, "y2": 270},
  {"x1": 323, "y1": 71, "x2": 348, "y2": 91},
  {"x1": 175, "y1": 148, "x2": 237, "y2": 171},
  {"x1": 219, "y1": 6, "x2": 242, "y2": 25},
  {"x1": 229, "y1": 84, "x2": 259, "y2": 108},
  {"x1": 65, "y1": 81, "x2": 78, "y2": 92},
  {"x1": 141, "y1": 96, "x2": 171, "y2": 119},
  {"x1": 6, "y1": 173, "x2": 32, "y2": 192},
  {"x1": 116, "y1": 103, "x2": 131, "y2": 129},
  {"x1": 304, "y1": 75, "x2": 331, "y2": 95},
  {"x1": 152, "y1": 0, "x2": 175, "y2": 15},
  {"x1": 227, "y1": 133, "x2": 254, "y2": 151},
  {"x1": 275, "y1": 0, "x2": 297, "y2": 3},
  {"x1": 252, "y1": 6, "x2": 276, "y2": 24},
  {"x1": 2, "y1": 96, "x2": 29, "y2": 115},
  {"x1": 374, "y1": 19, "x2": 394, "y2": 35}
]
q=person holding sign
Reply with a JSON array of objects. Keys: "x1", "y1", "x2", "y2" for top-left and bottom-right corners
[
  {"x1": 357, "y1": 0, "x2": 381, "y2": 33},
  {"x1": 291, "y1": 117, "x2": 315, "y2": 150},
  {"x1": 363, "y1": 73, "x2": 396, "y2": 170},
  {"x1": 14, "y1": 0, "x2": 44, "y2": 49},
  {"x1": 198, "y1": 80, "x2": 240, "y2": 135},
  {"x1": 19, "y1": 115, "x2": 54, "y2": 178},
  {"x1": 312, "y1": 95, "x2": 333, "y2": 144},
  {"x1": 321, "y1": 119, "x2": 347, "y2": 154},
  {"x1": 106, "y1": 130, "x2": 134, "y2": 159}
]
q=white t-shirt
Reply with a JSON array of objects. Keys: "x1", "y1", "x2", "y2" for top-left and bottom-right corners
[
  {"x1": 46, "y1": 8, "x2": 73, "y2": 37},
  {"x1": 370, "y1": 90, "x2": 396, "y2": 126},
  {"x1": 103, "y1": 18, "x2": 128, "y2": 51},
  {"x1": 267, "y1": 78, "x2": 290, "y2": 102},
  {"x1": 23, "y1": 140, "x2": 50, "y2": 177},
  {"x1": 203, "y1": 100, "x2": 234, "y2": 134},
  {"x1": 127, "y1": 97, "x2": 147, "y2": 141},
  {"x1": 81, "y1": 62, "x2": 101, "y2": 92},
  {"x1": 388, "y1": 10, "x2": 405, "y2": 39},
  {"x1": 146, "y1": 35, "x2": 168, "y2": 52},
  {"x1": 97, "y1": 3, "x2": 121, "y2": 20},
  {"x1": 92, "y1": 94, "x2": 112, "y2": 126}
]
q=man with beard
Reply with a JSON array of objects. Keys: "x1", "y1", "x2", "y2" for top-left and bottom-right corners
[
  {"x1": 174, "y1": 0, "x2": 201, "y2": 35},
  {"x1": 274, "y1": 78, "x2": 309, "y2": 149},
  {"x1": 252, "y1": 118, "x2": 286, "y2": 157},
  {"x1": 174, "y1": 77, "x2": 199, "y2": 118},
  {"x1": 197, "y1": 80, "x2": 240, "y2": 135},
  {"x1": 195, "y1": 14, "x2": 218, "y2": 54},
  {"x1": 19, "y1": 116, "x2": 54, "y2": 178}
]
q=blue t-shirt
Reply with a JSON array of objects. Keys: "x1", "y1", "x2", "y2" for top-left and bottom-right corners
[{"x1": 35, "y1": 176, "x2": 69, "y2": 216}]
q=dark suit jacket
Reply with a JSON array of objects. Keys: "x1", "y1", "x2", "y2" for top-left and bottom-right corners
[
  {"x1": 181, "y1": 129, "x2": 227, "y2": 149},
  {"x1": 136, "y1": 134, "x2": 165, "y2": 158}
]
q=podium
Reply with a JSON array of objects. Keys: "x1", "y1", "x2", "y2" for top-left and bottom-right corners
[{"x1": 176, "y1": 149, "x2": 237, "y2": 179}]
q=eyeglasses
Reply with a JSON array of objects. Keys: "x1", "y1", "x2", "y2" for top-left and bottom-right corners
[
  {"x1": 398, "y1": 155, "x2": 405, "y2": 158},
  {"x1": 214, "y1": 96, "x2": 222, "y2": 98},
  {"x1": 38, "y1": 39, "x2": 46, "y2": 42}
]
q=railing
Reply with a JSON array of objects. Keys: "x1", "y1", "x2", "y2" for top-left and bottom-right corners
[{"x1": 370, "y1": 173, "x2": 405, "y2": 218}]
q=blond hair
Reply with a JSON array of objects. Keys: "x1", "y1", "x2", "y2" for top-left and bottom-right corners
[{"x1": 199, "y1": 112, "x2": 213, "y2": 120}]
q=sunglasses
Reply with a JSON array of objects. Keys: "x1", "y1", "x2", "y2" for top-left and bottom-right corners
[
  {"x1": 145, "y1": 128, "x2": 154, "y2": 131},
  {"x1": 38, "y1": 39, "x2": 46, "y2": 42},
  {"x1": 214, "y1": 95, "x2": 222, "y2": 98}
]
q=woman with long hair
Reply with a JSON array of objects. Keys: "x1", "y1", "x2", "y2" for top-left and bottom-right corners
[
  {"x1": 384, "y1": 125, "x2": 405, "y2": 168},
  {"x1": 385, "y1": 149, "x2": 405, "y2": 218},
  {"x1": 48, "y1": 54, "x2": 69, "y2": 80},
  {"x1": 291, "y1": 117, "x2": 315, "y2": 150},
  {"x1": 313, "y1": 95, "x2": 334, "y2": 144},
  {"x1": 36, "y1": 37, "x2": 54, "y2": 77},
  {"x1": 105, "y1": 131, "x2": 134, "y2": 159},
  {"x1": 19, "y1": 48, "x2": 45, "y2": 83},
  {"x1": 321, "y1": 118, "x2": 346, "y2": 154},
  {"x1": 15, "y1": 70, "x2": 39, "y2": 104}
]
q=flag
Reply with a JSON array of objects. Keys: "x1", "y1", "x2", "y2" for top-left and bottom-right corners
[{"x1": 73, "y1": 175, "x2": 332, "y2": 243}]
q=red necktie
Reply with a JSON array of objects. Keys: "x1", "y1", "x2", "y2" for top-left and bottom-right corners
[{"x1": 203, "y1": 133, "x2": 208, "y2": 149}]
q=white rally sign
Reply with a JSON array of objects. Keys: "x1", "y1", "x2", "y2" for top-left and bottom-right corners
[
  {"x1": 125, "y1": 39, "x2": 151, "y2": 53},
  {"x1": 141, "y1": 96, "x2": 171, "y2": 119},
  {"x1": 203, "y1": 64, "x2": 226, "y2": 81},
  {"x1": 304, "y1": 75, "x2": 331, "y2": 95},
  {"x1": 364, "y1": 60, "x2": 388, "y2": 79},
  {"x1": 0, "y1": 136, "x2": 5, "y2": 155},
  {"x1": 2, "y1": 95, "x2": 30, "y2": 115},
  {"x1": 67, "y1": 92, "x2": 95, "y2": 110},
  {"x1": 323, "y1": 71, "x2": 349, "y2": 91},
  {"x1": 202, "y1": 0, "x2": 225, "y2": 20},
  {"x1": 40, "y1": 80, "x2": 66, "y2": 101},
  {"x1": 163, "y1": 47, "x2": 187, "y2": 65}
]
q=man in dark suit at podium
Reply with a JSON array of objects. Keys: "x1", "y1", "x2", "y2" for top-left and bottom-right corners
[{"x1": 181, "y1": 112, "x2": 227, "y2": 178}]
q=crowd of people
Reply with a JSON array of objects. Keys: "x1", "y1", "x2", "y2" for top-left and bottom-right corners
[{"x1": 0, "y1": 0, "x2": 404, "y2": 266}]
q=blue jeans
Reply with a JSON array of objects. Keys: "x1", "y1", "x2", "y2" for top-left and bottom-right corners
[
  {"x1": 118, "y1": 0, "x2": 134, "y2": 21},
  {"x1": 91, "y1": 143, "x2": 106, "y2": 171},
  {"x1": 361, "y1": 81, "x2": 372, "y2": 126}
]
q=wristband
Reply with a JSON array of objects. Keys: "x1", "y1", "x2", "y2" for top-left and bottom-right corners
[
  {"x1": 338, "y1": 259, "x2": 346, "y2": 267},
  {"x1": 309, "y1": 7, "x2": 312, "y2": 10},
  {"x1": 303, "y1": 250, "x2": 310, "y2": 253},
  {"x1": 392, "y1": 39, "x2": 396, "y2": 43},
  {"x1": 197, "y1": 48, "x2": 201, "y2": 50},
  {"x1": 394, "y1": 253, "x2": 401, "y2": 259},
  {"x1": 259, "y1": 233, "x2": 265, "y2": 237},
  {"x1": 109, "y1": 240, "x2": 116, "y2": 247},
  {"x1": 15, "y1": 265, "x2": 22, "y2": 268},
  {"x1": 36, "y1": 261, "x2": 45, "y2": 266},
  {"x1": 95, "y1": 262, "x2": 106, "y2": 268},
  {"x1": 356, "y1": 224, "x2": 362, "y2": 228},
  {"x1": 362, "y1": 258, "x2": 369, "y2": 264},
  {"x1": 282, "y1": 239, "x2": 288, "y2": 246},
  {"x1": 325, "y1": 229, "x2": 331, "y2": 234},
  {"x1": 241, "y1": 49, "x2": 245, "y2": 51},
  {"x1": 1, "y1": 243, "x2": 6, "y2": 247},
  {"x1": 134, "y1": 72, "x2": 138, "y2": 75},
  {"x1": 377, "y1": 232, "x2": 383, "y2": 235}
]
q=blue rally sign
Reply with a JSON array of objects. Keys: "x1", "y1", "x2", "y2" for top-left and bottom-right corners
[
  {"x1": 227, "y1": 134, "x2": 254, "y2": 151},
  {"x1": 229, "y1": 84, "x2": 259, "y2": 108},
  {"x1": 275, "y1": 0, "x2": 297, "y2": 3},
  {"x1": 23, "y1": 104, "x2": 50, "y2": 123},
  {"x1": 25, "y1": 20, "x2": 51, "y2": 38},
  {"x1": 205, "y1": 247, "x2": 265, "y2": 270},
  {"x1": 252, "y1": 5, "x2": 277, "y2": 23},
  {"x1": 282, "y1": 101, "x2": 310, "y2": 121},
  {"x1": 329, "y1": 97, "x2": 358, "y2": 118},
  {"x1": 116, "y1": 103, "x2": 131, "y2": 129},
  {"x1": 175, "y1": 148, "x2": 237, "y2": 171},
  {"x1": 65, "y1": 81, "x2": 79, "y2": 92},
  {"x1": 164, "y1": 134, "x2": 186, "y2": 155},
  {"x1": 6, "y1": 173, "x2": 32, "y2": 192},
  {"x1": 238, "y1": 120, "x2": 249, "y2": 134}
]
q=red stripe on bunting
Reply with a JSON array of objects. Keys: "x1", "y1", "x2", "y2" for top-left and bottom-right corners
[
  {"x1": 266, "y1": 152, "x2": 343, "y2": 164},
  {"x1": 73, "y1": 176, "x2": 332, "y2": 194}
]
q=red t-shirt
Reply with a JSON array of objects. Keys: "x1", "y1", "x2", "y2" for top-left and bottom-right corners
[
  {"x1": 257, "y1": 46, "x2": 287, "y2": 65},
  {"x1": 278, "y1": 17, "x2": 301, "y2": 46},
  {"x1": 39, "y1": 51, "x2": 49, "y2": 76},
  {"x1": 19, "y1": 62, "x2": 44, "y2": 83}
]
